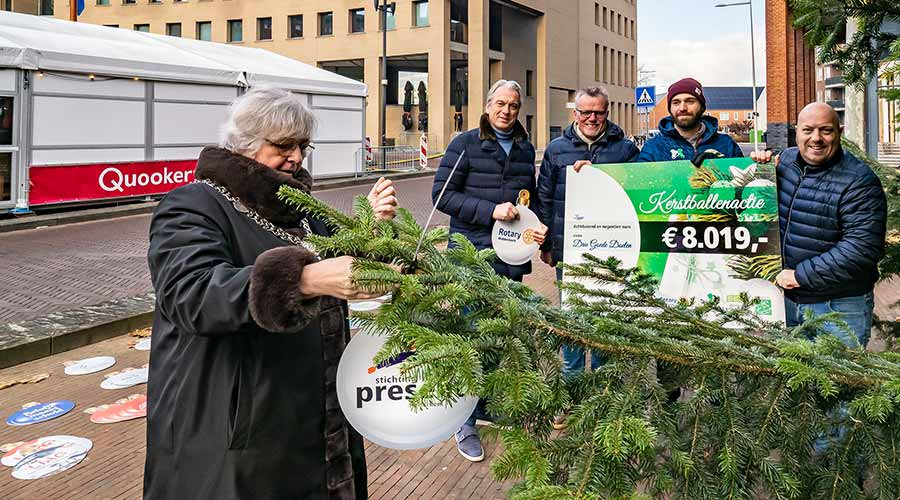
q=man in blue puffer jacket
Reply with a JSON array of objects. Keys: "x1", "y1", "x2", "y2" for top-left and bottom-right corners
[
  {"x1": 753, "y1": 102, "x2": 886, "y2": 347},
  {"x1": 536, "y1": 86, "x2": 638, "y2": 416},
  {"x1": 638, "y1": 77, "x2": 743, "y2": 162},
  {"x1": 432, "y1": 79, "x2": 547, "y2": 283},
  {"x1": 431, "y1": 79, "x2": 548, "y2": 463}
]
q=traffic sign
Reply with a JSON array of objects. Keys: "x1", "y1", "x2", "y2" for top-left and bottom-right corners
[{"x1": 635, "y1": 86, "x2": 656, "y2": 108}]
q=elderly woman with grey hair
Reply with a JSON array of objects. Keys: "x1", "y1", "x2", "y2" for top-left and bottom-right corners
[{"x1": 143, "y1": 87, "x2": 396, "y2": 500}]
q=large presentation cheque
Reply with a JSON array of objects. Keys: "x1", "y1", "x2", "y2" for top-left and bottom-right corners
[{"x1": 563, "y1": 157, "x2": 785, "y2": 323}]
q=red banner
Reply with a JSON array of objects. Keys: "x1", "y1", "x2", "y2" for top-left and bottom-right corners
[{"x1": 28, "y1": 160, "x2": 198, "y2": 206}]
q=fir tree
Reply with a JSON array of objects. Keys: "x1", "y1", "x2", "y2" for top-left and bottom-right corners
[{"x1": 279, "y1": 185, "x2": 900, "y2": 499}]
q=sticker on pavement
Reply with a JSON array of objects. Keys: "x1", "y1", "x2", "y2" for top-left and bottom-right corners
[
  {"x1": 2, "y1": 436, "x2": 91, "y2": 468},
  {"x1": 87, "y1": 394, "x2": 147, "y2": 424},
  {"x1": 100, "y1": 365, "x2": 148, "y2": 390},
  {"x1": 11, "y1": 437, "x2": 92, "y2": 479},
  {"x1": 6, "y1": 401, "x2": 75, "y2": 426},
  {"x1": 133, "y1": 338, "x2": 151, "y2": 351},
  {"x1": 63, "y1": 356, "x2": 116, "y2": 375}
]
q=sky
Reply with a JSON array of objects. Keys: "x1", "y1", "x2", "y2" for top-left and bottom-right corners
[{"x1": 636, "y1": 0, "x2": 767, "y2": 94}]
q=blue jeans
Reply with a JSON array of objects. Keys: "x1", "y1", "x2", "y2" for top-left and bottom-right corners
[
  {"x1": 557, "y1": 268, "x2": 606, "y2": 378},
  {"x1": 784, "y1": 292, "x2": 874, "y2": 454},
  {"x1": 784, "y1": 291, "x2": 874, "y2": 349}
]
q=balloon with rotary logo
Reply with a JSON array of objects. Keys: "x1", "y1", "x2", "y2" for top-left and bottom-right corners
[{"x1": 492, "y1": 189, "x2": 543, "y2": 265}]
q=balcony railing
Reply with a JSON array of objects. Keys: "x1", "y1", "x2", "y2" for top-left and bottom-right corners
[
  {"x1": 825, "y1": 76, "x2": 844, "y2": 87},
  {"x1": 827, "y1": 99, "x2": 845, "y2": 110}
]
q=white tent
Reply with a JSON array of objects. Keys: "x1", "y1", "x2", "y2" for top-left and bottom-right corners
[
  {"x1": 0, "y1": 11, "x2": 366, "y2": 96},
  {"x1": 0, "y1": 11, "x2": 368, "y2": 212}
]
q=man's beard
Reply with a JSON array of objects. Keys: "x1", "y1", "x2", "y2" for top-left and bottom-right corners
[{"x1": 674, "y1": 111, "x2": 702, "y2": 130}]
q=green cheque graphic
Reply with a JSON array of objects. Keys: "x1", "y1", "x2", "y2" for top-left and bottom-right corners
[{"x1": 563, "y1": 157, "x2": 785, "y2": 323}]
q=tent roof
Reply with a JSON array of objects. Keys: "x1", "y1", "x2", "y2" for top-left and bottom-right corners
[{"x1": 0, "y1": 11, "x2": 366, "y2": 96}]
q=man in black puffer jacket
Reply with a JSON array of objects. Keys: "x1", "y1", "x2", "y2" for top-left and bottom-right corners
[
  {"x1": 536, "y1": 86, "x2": 638, "y2": 404},
  {"x1": 753, "y1": 102, "x2": 886, "y2": 348},
  {"x1": 432, "y1": 79, "x2": 548, "y2": 463}
]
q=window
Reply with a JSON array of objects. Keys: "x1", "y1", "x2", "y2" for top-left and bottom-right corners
[
  {"x1": 602, "y1": 46, "x2": 607, "y2": 83},
  {"x1": 617, "y1": 14, "x2": 622, "y2": 35},
  {"x1": 149, "y1": 0, "x2": 160, "y2": 3},
  {"x1": 594, "y1": 3, "x2": 600, "y2": 26},
  {"x1": 594, "y1": 44, "x2": 600, "y2": 81},
  {"x1": 413, "y1": 0, "x2": 428, "y2": 27},
  {"x1": 603, "y1": 7, "x2": 607, "y2": 28},
  {"x1": 288, "y1": 15, "x2": 303, "y2": 38},
  {"x1": 257, "y1": 17, "x2": 272, "y2": 40},
  {"x1": 104, "y1": 24, "x2": 118, "y2": 28},
  {"x1": 526, "y1": 115, "x2": 533, "y2": 139},
  {"x1": 166, "y1": 23, "x2": 182, "y2": 37},
  {"x1": 624, "y1": 17, "x2": 628, "y2": 38},
  {"x1": 97, "y1": 0, "x2": 110, "y2": 5},
  {"x1": 720, "y1": 112, "x2": 731, "y2": 121},
  {"x1": 40, "y1": 0, "x2": 53, "y2": 15},
  {"x1": 318, "y1": 12, "x2": 333, "y2": 36},
  {"x1": 196, "y1": 21, "x2": 211, "y2": 41},
  {"x1": 526, "y1": 70, "x2": 534, "y2": 97},
  {"x1": 228, "y1": 19, "x2": 242, "y2": 42},
  {"x1": 380, "y1": 7, "x2": 396, "y2": 31},
  {"x1": 134, "y1": 24, "x2": 149, "y2": 32},
  {"x1": 630, "y1": 20, "x2": 635, "y2": 39},
  {"x1": 123, "y1": 0, "x2": 135, "y2": 4},
  {"x1": 349, "y1": 8, "x2": 365, "y2": 33}
]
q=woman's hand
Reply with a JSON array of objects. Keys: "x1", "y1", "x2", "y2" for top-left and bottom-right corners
[
  {"x1": 367, "y1": 177, "x2": 397, "y2": 220},
  {"x1": 299, "y1": 256, "x2": 381, "y2": 300}
]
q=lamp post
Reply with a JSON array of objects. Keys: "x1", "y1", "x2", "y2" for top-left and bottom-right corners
[
  {"x1": 715, "y1": 0, "x2": 759, "y2": 154},
  {"x1": 374, "y1": 0, "x2": 396, "y2": 172}
]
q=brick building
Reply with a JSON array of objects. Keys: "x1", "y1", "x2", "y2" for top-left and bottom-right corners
[{"x1": 764, "y1": 0, "x2": 816, "y2": 150}]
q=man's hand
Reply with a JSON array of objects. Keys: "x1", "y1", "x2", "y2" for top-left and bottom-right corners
[
  {"x1": 530, "y1": 223, "x2": 549, "y2": 245},
  {"x1": 367, "y1": 177, "x2": 397, "y2": 220},
  {"x1": 750, "y1": 150, "x2": 779, "y2": 167},
  {"x1": 540, "y1": 250, "x2": 555, "y2": 267},
  {"x1": 573, "y1": 160, "x2": 592, "y2": 173},
  {"x1": 493, "y1": 202, "x2": 519, "y2": 221},
  {"x1": 775, "y1": 269, "x2": 800, "y2": 289}
]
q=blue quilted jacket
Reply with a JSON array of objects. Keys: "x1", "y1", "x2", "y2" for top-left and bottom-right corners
[
  {"x1": 536, "y1": 121, "x2": 639, "y2": 264},
  {"x1": 638, "y1": 115, "x2": 743, "y2": 162},
  {"x1": 778, "y1": 147, "x2": 886, "y2": 303},
  {"x1": 431, "y1": 114, "x2": 537, "y2": 281}
]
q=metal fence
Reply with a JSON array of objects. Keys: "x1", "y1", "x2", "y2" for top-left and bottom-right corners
[{"x1": 355, "y1": 145, "x2": 423, "y2": 177}]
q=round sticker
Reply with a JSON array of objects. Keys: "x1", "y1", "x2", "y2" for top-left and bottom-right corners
[
  {"x1": 349, "y1": 301, "x2": 382, "y2": 313},
  {"x1": 336, "y1": 330, "x2": 478, "y2": 450},
  {"x1": 6, "y1": 401, "x2": 75, "y2": 426},
  {"x1": 101, "y1": 366, "x2": 148, "y2": 390},
  {"x1": 2, "y1": 436, "x2": 91, "y2": 468},
  {"x1": 133, "y1": 338, "x2": 151, "y2": 351},
  {"x1": 63, "y1": 356, "x2": 116, "y2": 375},
  {"x1": 11, "y1": 437, "x2": 92, "y2": 480},
  {"x1": 492, "y1": 205, "x2": 541, "y2": 266},
  {"x1": 88, "y1": 394, "x2": 147, "y2": 424}
]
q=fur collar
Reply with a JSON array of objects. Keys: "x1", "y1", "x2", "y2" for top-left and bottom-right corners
[
  {"x1": 478, "y1": 113, "x2": 529, "y2": 142},
  {"x1": 195, "y1": 146, "x2": 313, "y2": 226}
]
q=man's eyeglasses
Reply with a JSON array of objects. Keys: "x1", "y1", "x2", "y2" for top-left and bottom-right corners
[
  {"x1": 266, "y1": 139, "x2": 315, "y2": 157},
  {"x1": 575, "y1": 109, "x2": 608, "y2": 118}
]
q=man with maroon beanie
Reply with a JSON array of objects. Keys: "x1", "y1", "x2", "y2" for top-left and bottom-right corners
[{"x1": 638, "y1": 77, "x2": 743, "y2": 162}]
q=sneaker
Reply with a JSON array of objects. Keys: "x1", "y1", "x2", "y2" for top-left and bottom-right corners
[
  {"x1": 455, "y1": 424, "x2": 484, "y2": 462},
  {"x1": 552, "y1": 413, "x2": 568, "y2": 430}
]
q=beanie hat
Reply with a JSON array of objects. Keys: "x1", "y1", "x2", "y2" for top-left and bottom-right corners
[{"x1": 667, "y1": 78, "x2": 706, "y2": 112}]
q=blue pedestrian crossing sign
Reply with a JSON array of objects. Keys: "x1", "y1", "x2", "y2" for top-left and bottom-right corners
[{"x1": 635, "y1": 86, "x2": 656, "y2": 108}]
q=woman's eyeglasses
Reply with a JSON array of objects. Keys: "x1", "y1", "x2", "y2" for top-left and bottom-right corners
[{"x1": 266, "y1": 139, "x2": 315, "y2": 157}]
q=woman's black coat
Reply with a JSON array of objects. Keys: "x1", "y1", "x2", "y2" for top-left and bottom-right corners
[{"x1": 143, "y1": 147, "x2": 366, "y2": 500}]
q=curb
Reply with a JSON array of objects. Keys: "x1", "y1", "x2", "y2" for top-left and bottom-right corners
[
  {"x1": 0, "y1": 170, "x2": 436, "y2": 234},
  {"x1": 0, "y1": 294, "x2": 155, "y2": 369}
]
